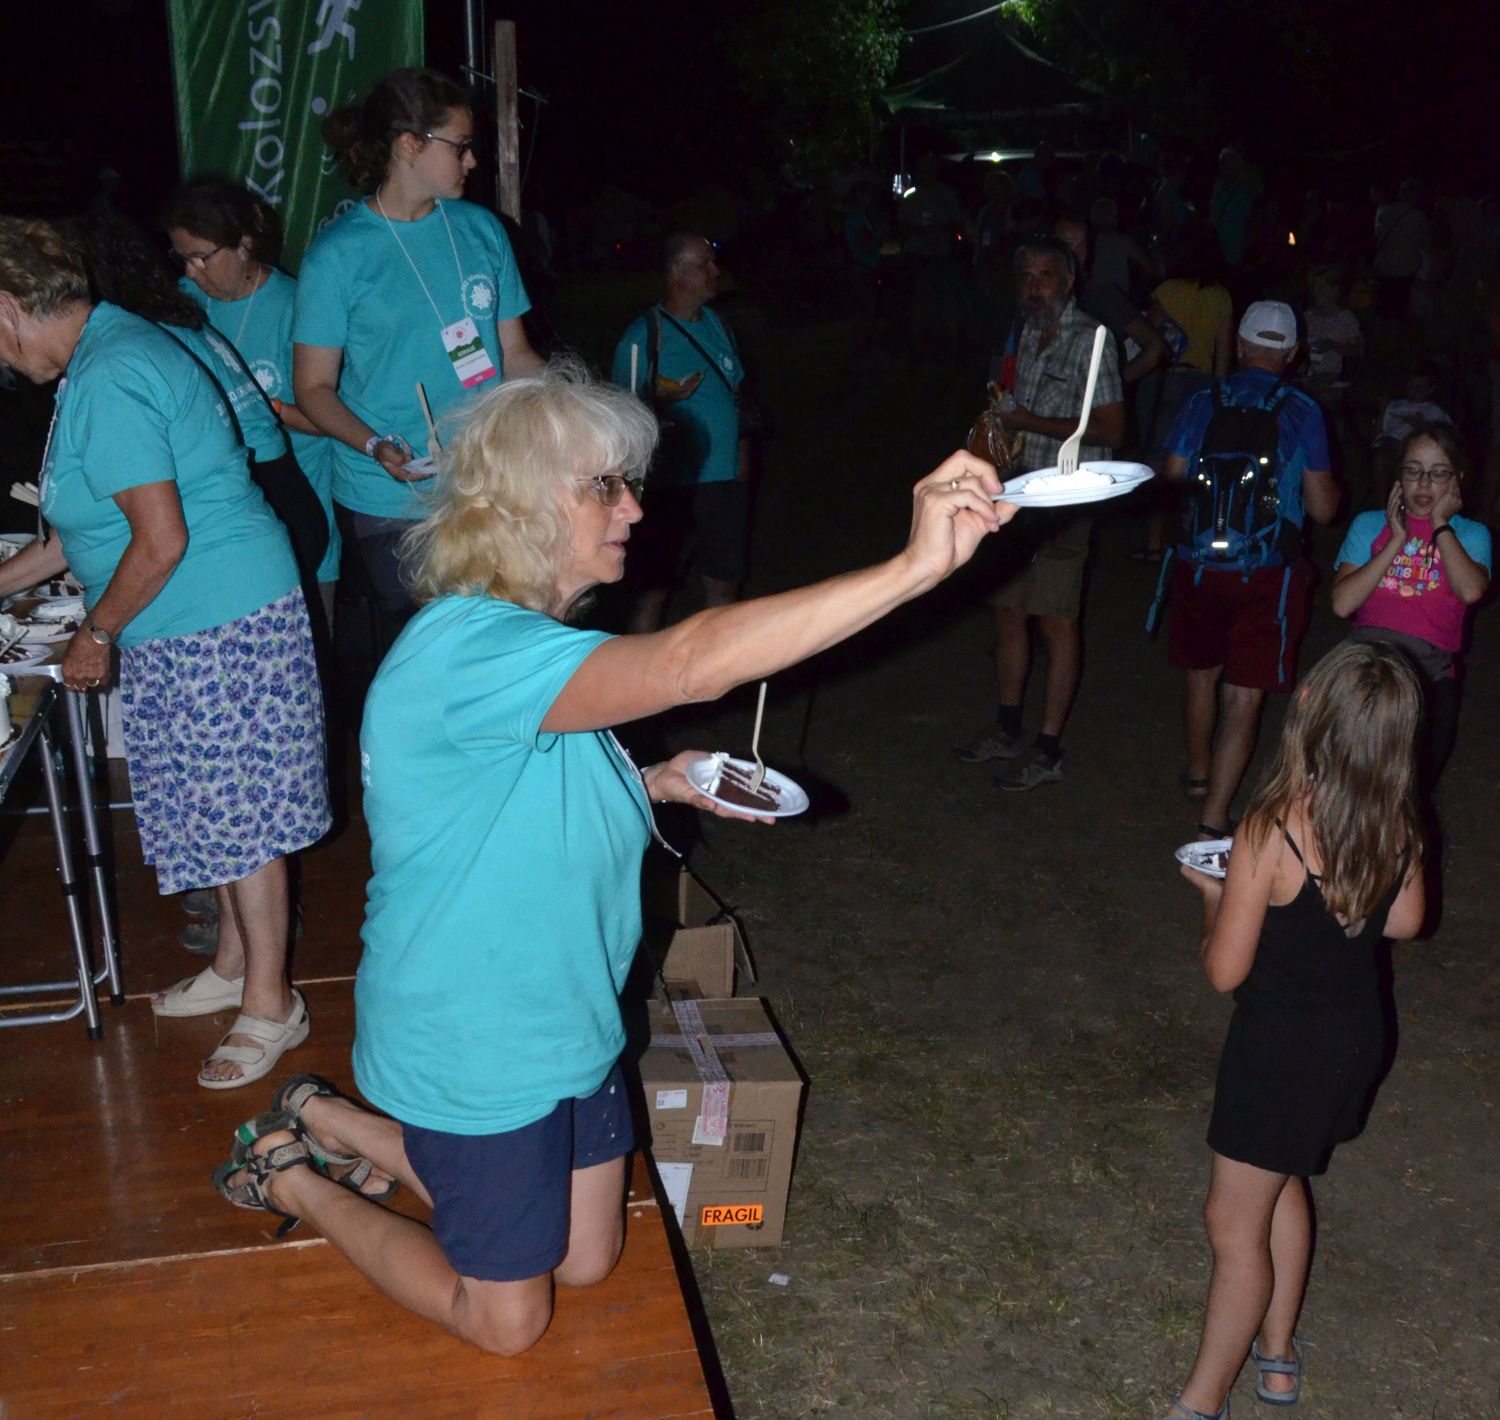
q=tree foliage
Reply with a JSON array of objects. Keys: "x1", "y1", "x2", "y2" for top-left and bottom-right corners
[
  {"x1": 995, "y1": 0, "x2": 1410, "y2": 157},
  {"x1": 728, "y1": 0, "x2": 904, "y2": 174}
]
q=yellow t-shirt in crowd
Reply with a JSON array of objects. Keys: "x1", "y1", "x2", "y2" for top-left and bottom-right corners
[{"x1": 1153, "y1": 279, "x2": 1233, "y2": 373}]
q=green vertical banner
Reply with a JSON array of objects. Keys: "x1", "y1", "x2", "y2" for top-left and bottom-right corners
[{"x1": 167, "y1": 0, "x2": 424, "y2": 270}]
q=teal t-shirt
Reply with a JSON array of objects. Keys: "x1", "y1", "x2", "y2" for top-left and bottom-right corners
[
  {"x1": 354, "y1": 595, "x2": 651, "y2": 1134},
  {"x1": 612, "y1": 304, "x2": 743, "y2": 486},
  {"x1": 181, "y1": 270, "x2": 340, "y2": 582},
  {"x1": 293, "y1": 198, "x2": 530, "y2": 521},
  {"x1": 162, "y1": 320, "x2": 286, "y2": 465},
  {"x1": 39, "y1": 304, "x2": 298, "y2": 648}
]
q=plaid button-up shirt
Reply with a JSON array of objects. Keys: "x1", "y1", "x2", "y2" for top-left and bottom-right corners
[{"x1": 1014, "y1": 300, "x2": 1123, "y2": 472}]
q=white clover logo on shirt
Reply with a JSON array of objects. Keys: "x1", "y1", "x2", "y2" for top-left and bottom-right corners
[
  {"x1": 463, "y1": 274, "x2": 497, "y2": 319},
  {"x1": 251, "y1": 360, "x2": 282, "y2": 397}
]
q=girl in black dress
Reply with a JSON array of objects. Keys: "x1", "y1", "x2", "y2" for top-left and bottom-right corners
[{"x1": 1165, "y1": 642, "x2": 1427, "y2": 1419}]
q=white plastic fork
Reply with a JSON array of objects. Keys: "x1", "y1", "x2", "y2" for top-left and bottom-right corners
[
  {"x1": 1055, "y1": 323, "x2": 1108, "y2": 478},
  {"x1": 747, "y1": 680, "x2": 768, "y2": 793}
]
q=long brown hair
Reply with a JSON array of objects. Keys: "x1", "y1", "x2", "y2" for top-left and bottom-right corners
[
  {"x1": 322, "y1": 68, "x2": 470, "y2": 193},
  {"x1": 1241, "y1": 641, "x2": 1423, "y2": 922}
]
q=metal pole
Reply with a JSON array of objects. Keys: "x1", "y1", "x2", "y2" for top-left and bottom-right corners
[{"x1": 463, "y1": 0, "x2": 483, "y2": 87}]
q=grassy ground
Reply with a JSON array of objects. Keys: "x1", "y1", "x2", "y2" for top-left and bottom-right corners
[{"x1": 559, "y1": 270, "x2": 1500, "y2": 1417}]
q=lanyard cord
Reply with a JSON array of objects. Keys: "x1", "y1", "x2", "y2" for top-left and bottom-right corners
[
  {"x1": 374, "y1": 194, "x2": 467, "y2": 330},
  {"x1": 233, "y1": 268, "x2": 263, "y2": 349},
  {"x1": 36, "y1": 375, "x2": 68, "y2": 537}
]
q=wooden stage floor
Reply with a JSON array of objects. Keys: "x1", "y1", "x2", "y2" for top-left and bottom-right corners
[{"x1": 0, "y1": 786, "x2": 716, "y2": 1418}]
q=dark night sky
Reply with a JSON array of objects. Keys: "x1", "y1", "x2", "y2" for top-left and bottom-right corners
[{"x1": 2, "y1": 1, "x2": 1493, "y2": 226}]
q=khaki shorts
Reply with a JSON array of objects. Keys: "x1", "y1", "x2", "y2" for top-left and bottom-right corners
[{"x1": 989, "y1": 516, "x2": 1092, "y2": 618}]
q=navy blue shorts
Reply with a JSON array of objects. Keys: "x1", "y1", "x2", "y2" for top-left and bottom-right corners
[{"x1": 401, "y1": 1062, "x2": 634, "y2": 1283}]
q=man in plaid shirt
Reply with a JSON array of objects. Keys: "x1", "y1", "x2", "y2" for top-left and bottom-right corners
[{"x1": 957, "y1": 235, "x2": 1125, "y2": 789}]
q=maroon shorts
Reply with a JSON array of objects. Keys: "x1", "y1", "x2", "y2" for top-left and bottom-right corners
[{"x1": 1167, "y1": 559, "x2": 1312, "y2": 691}]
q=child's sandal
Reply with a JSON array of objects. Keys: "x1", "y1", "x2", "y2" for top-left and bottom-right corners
[
  {"x1": 1161, "y1": 1398, "x2": 1231, "y2": 1420},
  {"x1": 1251, "y1": 1338, "x2": 1302, "y2": 1405},
  {"x1": 212, "y1": 1111, "x2": 310, "y2": 1238}
]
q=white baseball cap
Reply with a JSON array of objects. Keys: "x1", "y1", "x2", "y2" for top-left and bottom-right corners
[{"x1": 1238, "y1": 300, "x2": 1298, "y2": 350}]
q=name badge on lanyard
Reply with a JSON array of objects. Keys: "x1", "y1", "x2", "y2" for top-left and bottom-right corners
[{"x1": 442, "y1": 317, "x2": 498, "y2": 389}]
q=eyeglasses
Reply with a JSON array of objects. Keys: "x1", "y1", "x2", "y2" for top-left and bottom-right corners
[
  {"x1": 577, "y1": 473, "x2": 645, "y2": 507},
  {"x1": 1398, "y1": 464, "x2": 1455, "y2": 485},
  {"x1": 422, "y1": 133, "x2": 476, "y2": 160},
  {"x1": 170, "y1": 245, "x2": 224, "y2": 269}
]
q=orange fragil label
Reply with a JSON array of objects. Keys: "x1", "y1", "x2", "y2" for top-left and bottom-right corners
[{"x1": 700, "y1": 1203, "x2": 763, "y2": 1227}]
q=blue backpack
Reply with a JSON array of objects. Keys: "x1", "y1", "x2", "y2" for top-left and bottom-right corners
[
  {"x1": 1147, "y1": 379, "x2": 1300, "y2": 679},
  {"x1": 1178, "y1": 378, "x2": 1294, "y2": 569}
]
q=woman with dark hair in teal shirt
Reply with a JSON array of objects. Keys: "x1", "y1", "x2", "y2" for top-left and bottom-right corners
[
  {"x1": 164, "y1": 178, "x2": 342, "y2": 628},
  {"x1": 293, "y1": 67, "x2": 543, "y2": 655},
  {"x1": 0, "y1": 217, "x2": 330, "y2": 1091},
  {"x1": 73, "y1": 211, "x2": 330, "y2": 603},
  {"x1": 211, "y1": 362, "x2": 1018, "y2": 1356}
]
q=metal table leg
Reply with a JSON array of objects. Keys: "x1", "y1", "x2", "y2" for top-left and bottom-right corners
[
  {"x1": 63, "y1": 688, "x2": 123, "y2": 1005},
  {"x1": 37, "y1": 719, "x2": 102, "y2": 1039}
]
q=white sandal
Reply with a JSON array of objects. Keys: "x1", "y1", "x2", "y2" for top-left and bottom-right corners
[
  {"x1": 151, "y1": 964, "x2": 244, "y2": 1018},
  {"x1": 198, "y1": 991, "x2": 309, "y2": 1091}
]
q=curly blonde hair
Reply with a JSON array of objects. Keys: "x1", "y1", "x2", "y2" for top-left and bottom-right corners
[
  {"x1": 0, "y1": 216, "x2": 89, "y2": 316},
  {"x1": 401, "y1": 358, "x2": 658, "y2": 613}
]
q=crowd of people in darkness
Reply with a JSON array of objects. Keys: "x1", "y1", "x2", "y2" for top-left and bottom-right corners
[{"x1": 0, "y1": 69, "x2": 1492, "y2": 1413}]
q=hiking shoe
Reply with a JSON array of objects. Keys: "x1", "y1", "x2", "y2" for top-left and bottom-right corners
[
  {"x1": 994, "y1": 747, "x2": 1064, "y2": 791},
  {"x1": 181, "y1": 888, "x2": 219, "y2": 920},
  {"x1": 180, "y1": 909, "x2": 306, "y2": 957},
  {"x1": 954, "y1": 724, "x2": 1026, "y2": 763}
]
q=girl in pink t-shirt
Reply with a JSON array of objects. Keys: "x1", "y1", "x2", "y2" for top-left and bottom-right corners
[{"x1": 1332, "y1": 424, "x2": 1492, "y2": 782}]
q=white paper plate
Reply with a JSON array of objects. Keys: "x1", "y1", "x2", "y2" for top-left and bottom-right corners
[
  {"x1": 404, "y1": 455, "x2": 439, "y2": 477},
  {"x1": 27, "y1": 596, "x2": 86, "y2": 623},
  {"x1": 684, "y1": 755, "x2": 810, "y2": 818},
  {"x1": 0, "y1": 641, "x2": 57, "y2": 672},
  {"x1": 19, "y1": 616, "x2": 79, "y2": 644},
  {"x1": 1175, "y1": 837, "x2": 1233, "y2": 878},
  {"x1": 994, "y1": 461, "x2": 1153, "y2": 508}
]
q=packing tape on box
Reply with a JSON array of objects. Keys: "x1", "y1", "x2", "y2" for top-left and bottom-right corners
[
  {"x1": 648, "y1": 1031, "x2": 781, "y2": 1049},
  {"x1": 669, "y1": 999, "x2": 732, "y2": 1147}
]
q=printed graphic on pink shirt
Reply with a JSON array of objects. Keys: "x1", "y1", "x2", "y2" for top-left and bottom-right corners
[{"x1": 1379, "y1": 535, "x2": 1443, "y2": 597}]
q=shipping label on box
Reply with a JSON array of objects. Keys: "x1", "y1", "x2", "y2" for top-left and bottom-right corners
[{"x1": 639, "y1": 997, "x2": 804, "y2": 1248}]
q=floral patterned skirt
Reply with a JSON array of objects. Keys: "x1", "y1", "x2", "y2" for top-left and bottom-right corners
[{"x1": 120, "y1": 589, "x2": 331, "y2": 894}]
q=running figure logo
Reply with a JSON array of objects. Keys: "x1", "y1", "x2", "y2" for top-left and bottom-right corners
[{"x1": 307, "y1": 0, "x2": 361, "y2": 59}]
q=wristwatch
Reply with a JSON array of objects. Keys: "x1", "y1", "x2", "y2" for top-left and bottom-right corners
[
  {"x1": 1433, "y1": 523, "x2": 1456, "y2": 539},
  {"x1": 84, "y1": 619, "x2": 115, "y2": 647}
]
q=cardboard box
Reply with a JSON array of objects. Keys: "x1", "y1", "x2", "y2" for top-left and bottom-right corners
[
  {"x1": 660, "y1": 924, "x2": 736, "y2": 999},
  {"x1": 643, "y1": 861, "x2": 724, "y2": 931},
  {"x1": 642, "y1": 864, "x2": 756, "y2": 996},
  {"x1": 639, "y1": 997, "x2": 804, "y2": 1248}
]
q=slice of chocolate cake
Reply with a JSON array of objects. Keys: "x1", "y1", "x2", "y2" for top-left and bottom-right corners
[{"x1": 711, "y1": 759, "x2": 782, "y2": 811}]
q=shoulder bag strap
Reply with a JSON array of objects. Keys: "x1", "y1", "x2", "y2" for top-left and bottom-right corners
[{"x1": 657, "y1": 308, "x2": 738, "y2": 396}]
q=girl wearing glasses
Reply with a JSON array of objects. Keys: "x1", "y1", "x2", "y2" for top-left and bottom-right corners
[
  {"x1": 1332, "y1": 422, "x2": 1491, "y2": 783},
  {"x1": 293, "y1": 67, "x2": 542, "y2": 654},
  {"x1": 210, "y1": 361, "x2": 1017, "y2": 1356}
]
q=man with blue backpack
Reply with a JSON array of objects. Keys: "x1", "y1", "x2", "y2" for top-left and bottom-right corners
[{"x1": 1155, "y1": 301, "x2": 1339, "y2": 838}]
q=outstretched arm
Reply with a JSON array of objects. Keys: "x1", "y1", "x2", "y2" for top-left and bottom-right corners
[{"x1": 543, "y1": 452, "x2": 1018, "y2": 734}]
